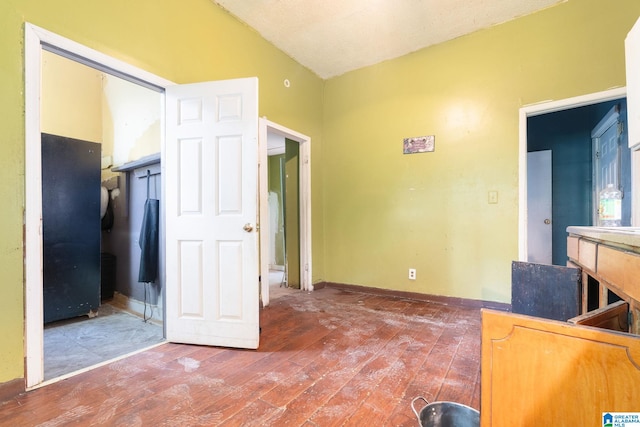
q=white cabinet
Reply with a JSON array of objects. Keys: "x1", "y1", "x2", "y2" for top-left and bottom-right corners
[{"x1": 626, "y1": 17, "x2": 640, "y2": 149}]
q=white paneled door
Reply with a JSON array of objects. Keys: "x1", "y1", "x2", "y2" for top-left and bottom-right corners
[
  {"x1": 165, "y1": 78, "x2": 259, "y2": 349},
  {"x1": 592, "y1": 106, "x2": 621, "y2": 225},
  {"x1": 527, "y1": 150, "x2": 552, "y2": 264}
]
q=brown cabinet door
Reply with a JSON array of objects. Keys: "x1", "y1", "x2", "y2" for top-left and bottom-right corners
[{"x1": 568, "y1": 300, "x2": 629, "y2": 332}]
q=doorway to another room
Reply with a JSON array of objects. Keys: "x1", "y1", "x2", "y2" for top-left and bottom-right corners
[
  {"x1": 39, "y1": 50, "x2": 165, "y2": 381},
  {"x1": 520, "y1": 88, "x2": 632, "y2": 265},
  {"x1": 259, "y1": 119, "x2": 312, "y2": 307},
  {"x1": 267, "y1": 136, "x2": 301, "y2": 300}
]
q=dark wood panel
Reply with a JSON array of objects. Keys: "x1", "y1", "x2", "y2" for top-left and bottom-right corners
[
  {"x1": 569, "y1": 300, "x2": 629, "y2": 332},
  {"x1": 512, "y1": 261, "x2": 581, "y2": 321},
  {"x1": 42, "y1": 133, "x2": 101, "y2": 323}
]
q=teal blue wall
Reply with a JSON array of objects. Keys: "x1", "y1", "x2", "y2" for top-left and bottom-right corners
[{"x1": 527, "y1": 99, "x2": 629, "y2": 266}]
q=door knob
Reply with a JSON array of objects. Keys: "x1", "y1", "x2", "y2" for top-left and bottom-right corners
[
  {"x1": 544, "y1": 219, "x2": 551, "y2": 225},
  {"x1": 243, "y1": 223, "x2": 254, "y2": 232}
]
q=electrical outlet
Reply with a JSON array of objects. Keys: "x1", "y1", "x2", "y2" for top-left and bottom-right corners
[{"x1": 408, "y1": 268, "x2": 416, "y2": 280}]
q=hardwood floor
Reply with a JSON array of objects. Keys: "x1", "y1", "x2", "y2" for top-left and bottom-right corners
[{"x1": 0, "y1": 286, "x2": 481, "y2": 426}]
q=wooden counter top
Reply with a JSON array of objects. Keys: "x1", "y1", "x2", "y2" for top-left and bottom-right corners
[
  {"x1": 567, "y1": 226, "x2": 640, "y2": 253},
  {"x1": 566, "y1": 226, "x2": 640, "y2": 333}
]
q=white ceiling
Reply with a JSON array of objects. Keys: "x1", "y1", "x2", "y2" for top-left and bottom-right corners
[{"x1": 213, "y1": 0, "x2": 566, "y2": 79}]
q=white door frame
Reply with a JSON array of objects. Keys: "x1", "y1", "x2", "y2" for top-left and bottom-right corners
[
  {"x1": 258, "y1": 118, "x2": 312, "y2": 306},
  {"x1": 24, "y1": 23, "x2": 174, "y2": 388},
  {"x1": 518, "y1": 87, "x2": 627, "y2": 262}
]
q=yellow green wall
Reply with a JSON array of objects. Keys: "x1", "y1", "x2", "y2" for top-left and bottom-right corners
[
  {"x1": 284, "y1": 139, "x2": 301, "y2": 288},
  {"x1": 41, "y1": 51, "x2": 163, "y2": 177},
  {"x1": 101, "y1": 74, "x2": 162, "y2": 169},
  {"x1": 41, "y1": 51, "x2": 103, "y2": 142},
  {"x1": 0, "y1": 0, "x2": 323, "y2": 385},
  {"x1": 322, "y1": 0, "x2": 640, "y2": 302}
]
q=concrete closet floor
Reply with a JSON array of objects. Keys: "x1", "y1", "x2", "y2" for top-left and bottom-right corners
[{"x1": 44, "y1": 302, "x2": 164, "y2": 381}]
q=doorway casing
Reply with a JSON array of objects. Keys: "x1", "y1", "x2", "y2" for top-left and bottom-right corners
[
  {"x1": 518, "y1": 86, "x2": 628, "y2": 262},
  {"x1": 259, "y1": 118, "x2": 312, "y2": 307},
  {"x1": 24, "y1": 23, "x2": 174, "y2": 389}
]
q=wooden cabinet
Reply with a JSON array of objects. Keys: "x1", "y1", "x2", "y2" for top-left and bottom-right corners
[
  {"x1": 481, "y1": 309, "x2": 640, "y2": 426},
  {"x1": 626, "y1": 17, "x2": 640, "y2": 148},
  {"x1": 480, "y1": 227, "x2": 640, "y2": 425},
  {"x1": 566, "y1": 227, "x2": 640, "y2": 334},
  {"x1": 569, "y1": 300, "x2": 629, "y2": 331}
]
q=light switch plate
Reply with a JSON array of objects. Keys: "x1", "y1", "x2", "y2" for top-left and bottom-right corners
[{"x1": 488, "y1": 191, "x2": 498, "y2": 204}]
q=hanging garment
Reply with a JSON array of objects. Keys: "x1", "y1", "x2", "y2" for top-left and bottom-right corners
[
  {"x1": 268, "y1": 191, "x2": 279, "y2": 266},
  {"x1": 138, "y1": 170, "x2": 159, "y2": 283}
]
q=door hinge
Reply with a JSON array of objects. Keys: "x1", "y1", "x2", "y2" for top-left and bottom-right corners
[
  {"x1": 618, "y1": 121, "x2": 624, "y2": 136},
  {"x1": 629, "y1": 310, "x2": 634, "y2": 330}
]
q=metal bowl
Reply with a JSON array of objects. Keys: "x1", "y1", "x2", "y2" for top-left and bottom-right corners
[{"x1": 411, "y1": 396, "x2": 480, "y2": 427}]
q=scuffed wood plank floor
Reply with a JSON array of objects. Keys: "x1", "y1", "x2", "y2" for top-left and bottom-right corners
[{"x1": 0, "y1": 287, "x2": 481, "y2": 426}]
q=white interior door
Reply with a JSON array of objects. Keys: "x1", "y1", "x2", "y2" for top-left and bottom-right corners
[
  {"x1": 592, "y1": 106, "x2": 621, "y2": 225},
  {"x1": 165, "y1": 78, "x2": 259, "y2": 349},
  {"x1": 527, "y1": 150, "x2": 552, "y2": 264}
]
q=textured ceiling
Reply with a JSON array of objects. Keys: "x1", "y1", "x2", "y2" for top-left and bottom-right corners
[{"x1": 213, "y1": 0, "x2": 565, "y2": 79}]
